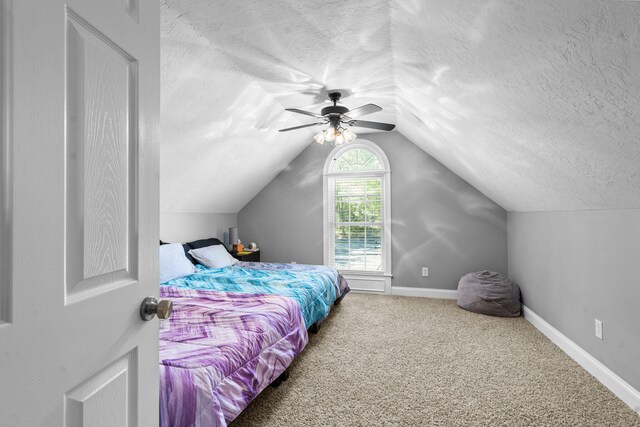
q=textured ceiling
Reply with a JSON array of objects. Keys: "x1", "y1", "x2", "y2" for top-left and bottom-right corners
[{"x1": 161, "y1": 0, "x2": 640, "y2": 213}]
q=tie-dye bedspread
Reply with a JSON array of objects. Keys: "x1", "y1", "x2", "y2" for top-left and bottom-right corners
[
  {"x1": 159, "y1": 286, "x2": 308, "y2": 427},
  {"x1": 162, "y1": 263, "x2": 345, "y2": 328},
  {"x1": 236, "y1": 261, "x2": 350, "y2": 300}
]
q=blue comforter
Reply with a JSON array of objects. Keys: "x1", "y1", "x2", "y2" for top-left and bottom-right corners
[{"x1": 161, "y1": 264, "x2": 339, "y2": 328}]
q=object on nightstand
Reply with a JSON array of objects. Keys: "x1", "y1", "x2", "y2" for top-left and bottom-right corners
[
  {"x1": 247, "y1": 242, "x2": 258, "y2": 251},
  {"x1": 233, "y1": 242, "x2": 244, "y2": 252},
  {"x1": 229, "y1": 227, "x2": 239, "y2": 250}
]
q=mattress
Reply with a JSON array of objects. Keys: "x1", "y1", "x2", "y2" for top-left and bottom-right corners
[
  {"x1": 162, "y1": 263, "x2": 345, "y2": 328},
  {"x1": 159, "y1": 286, "x2": 308, "y2": 427}
]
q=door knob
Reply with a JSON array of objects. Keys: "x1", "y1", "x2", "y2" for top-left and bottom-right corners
[{"x1": 140, "y1": 297, "x2": 173, "y2": 321}]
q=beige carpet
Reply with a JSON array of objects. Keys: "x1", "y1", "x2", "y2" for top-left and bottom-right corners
[{"x1": 233, "y1": 293, "x2": 640, "y2": 426}]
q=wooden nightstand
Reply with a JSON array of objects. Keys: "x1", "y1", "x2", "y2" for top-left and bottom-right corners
[{"x1": 231, "y1": 250, "x2": 260, "y2": 262}]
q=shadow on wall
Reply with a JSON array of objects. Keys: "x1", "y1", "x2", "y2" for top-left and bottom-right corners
[
  {"x1": 364, "y1": 133, "x2": 508, "y2": 288},
  {"x1": 238, "y1": 131, "x2": 508, "y2": 289},
  {"x1": 391, "y1": 0, "x2": 640, "y2": 211},
  {"x1": 279, "y1": 144, "x2": 326, "y2": 218}
]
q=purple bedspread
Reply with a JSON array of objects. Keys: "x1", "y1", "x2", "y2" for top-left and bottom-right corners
[{"x1": 159, "y1": 286, "x2": 308, "y2": 427}]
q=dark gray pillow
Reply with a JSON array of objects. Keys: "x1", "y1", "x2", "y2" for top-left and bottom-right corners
[
  {"x1": 182, "y1": 244, "x2": 198, "y2": 265},
  {"x1": 186, "y1": 238, "x2": 224, "y2": 250}
]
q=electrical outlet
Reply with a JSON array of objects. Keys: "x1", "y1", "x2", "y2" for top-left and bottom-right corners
[
  {"x1": 595, "y1": 319, "x2": 603, "y2": 340},
  {"x1": 421, "y1": 267, "x2": 429, "y2": 277}
]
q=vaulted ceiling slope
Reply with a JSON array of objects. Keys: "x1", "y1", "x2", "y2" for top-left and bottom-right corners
[{"x1": 161, "y1": 0, "x2": 640, "y2": 213}]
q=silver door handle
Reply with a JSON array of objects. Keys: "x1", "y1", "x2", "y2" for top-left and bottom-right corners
[{"x1": 140, "y1": 297, "x2": 173, "y2": 321}]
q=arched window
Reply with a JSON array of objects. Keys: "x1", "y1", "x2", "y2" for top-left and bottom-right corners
[{"x1": 323, "y1": 140, "x2": 391, "y2": 291}]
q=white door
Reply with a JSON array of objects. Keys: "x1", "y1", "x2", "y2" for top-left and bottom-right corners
[{"x1": 0, "y1": 0, "x2": 159, "y2": 425}]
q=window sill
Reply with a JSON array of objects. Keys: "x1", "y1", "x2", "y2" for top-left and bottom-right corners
[{"x1": 337, "y1": 270, "x2": 393, "y2": 278}]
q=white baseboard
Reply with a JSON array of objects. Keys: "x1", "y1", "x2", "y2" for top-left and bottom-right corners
[
  {"x1": 523, "y1": 306, "x2": 640, "y2": 415},
  {"x1": 390, "y1": 286, "x2": 458, "y2": 300}
]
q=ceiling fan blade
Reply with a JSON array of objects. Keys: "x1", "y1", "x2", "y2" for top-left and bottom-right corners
[
  {"x1": 278, "y1": 122, "x2": 324, "y2": 132},
  {"x1": 349, "y1": 120, "x2": 396, "y2": 131},
  {"x1": 284, "y1": 108, "x2": 325, "y2": 119},
  {"x1": 345, "y1": 103, "x2": 382, "y2": 119}
]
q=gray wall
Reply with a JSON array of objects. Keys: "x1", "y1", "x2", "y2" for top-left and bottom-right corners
[
  {"x1": 238, "y1": 132, "x2": 507, "y2": 290},
  {"x1": 160, "y1": 212, "x2": 237, "y2": 243},
  {"x1": 508, "y1": 209, "x2": 640, "y2": 391}
]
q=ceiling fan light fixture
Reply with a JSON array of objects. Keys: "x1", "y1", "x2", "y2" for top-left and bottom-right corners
[
  {"x1": 313, "y1": 130, "x2": 325, "y2": 144},
  {"x1": 343, "y1": 128, "x2": 357, "y2": 143},
  {"x1": 324, "y1": 127, "x2": 337, "y2": 142},
  {"x1": 313, "y1": 125, "x2": 357, "y2": 146}
]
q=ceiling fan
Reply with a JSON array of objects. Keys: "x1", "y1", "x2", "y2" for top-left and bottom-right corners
[{"x1": 279, "y1": 91, "x2": 395, "y2": 145}]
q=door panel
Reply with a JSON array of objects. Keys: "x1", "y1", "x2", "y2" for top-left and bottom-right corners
[
  {"x1": 65, "y1": 9, "x2": 138, "y2": 300},
  {"x1": 0, "y1": 0, "x2": 159, "y2": 424},
  {"x1": 65, "y1": 351, "x2": 136, "y2": 427}
]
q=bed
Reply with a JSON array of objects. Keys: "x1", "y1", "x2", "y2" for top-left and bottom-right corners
[
  {"x1": 159, "y1": 286, "x2": 308, "y2": 427},
  {"x1": 162, "y1": 238, "x2": 350, "y2": 330},
  {"x1": 163, "y1": 263, "x2": 343, "y2": 330},
  {"x1": 158, "y1": 238, "x2": 348, "y2": 425}
]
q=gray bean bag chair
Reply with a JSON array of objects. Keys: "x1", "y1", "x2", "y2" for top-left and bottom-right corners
[{"x1": 457, "y1": 270, "x2": 521, "y2": 317}]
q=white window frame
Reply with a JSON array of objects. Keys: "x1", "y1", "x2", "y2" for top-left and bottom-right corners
[{"x1": 323, "y1": 140, "x2": 392, "y2": 293}]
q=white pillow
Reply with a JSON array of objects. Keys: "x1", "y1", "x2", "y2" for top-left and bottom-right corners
[
  {"x1": 188, "y1": 244, "x2": 238, "y2": 268},
  {"x1": 159, "y1": 243, "x2": 196, "y2": 283}
]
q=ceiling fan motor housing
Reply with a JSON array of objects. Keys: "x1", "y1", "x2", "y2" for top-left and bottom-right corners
[
  {"x1": 322, "y1": 91, "x2": 349, "y2": 120},
  {"x1": 321, "y1": 105, "x2": 349, "y2": 116}
]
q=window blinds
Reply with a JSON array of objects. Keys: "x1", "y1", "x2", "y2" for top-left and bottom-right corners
[{"x1": 332, "y1": 177, "x2": 383, "y2": 271}]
